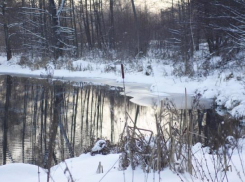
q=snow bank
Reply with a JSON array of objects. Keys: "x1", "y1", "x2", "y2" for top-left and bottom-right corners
[
  {"x1": 0, "y1": 154, "x2": 183, "y2": 182},
  {"x1": 0, "y1": 163, "x2": 46, "y2": 182},
  {"x1": 0, "y1": 153, "x2": 184, "y2": 182}
]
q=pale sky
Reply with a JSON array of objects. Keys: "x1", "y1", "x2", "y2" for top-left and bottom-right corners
[
  {"x1": 135, "y1": 0, "x2": 173, "y2": 13},
  {"x1": 74, "y1": 0, "x2": 174, "y2": 14}
]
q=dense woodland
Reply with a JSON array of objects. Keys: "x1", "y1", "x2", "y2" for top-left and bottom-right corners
[{"x1": 0, "y1": 0, "x2": 245, "y2": 73}]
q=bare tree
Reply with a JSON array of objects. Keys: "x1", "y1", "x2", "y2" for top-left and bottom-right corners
[{"x1": 1, "y1": 0, "x2": 12, "y2": 61}]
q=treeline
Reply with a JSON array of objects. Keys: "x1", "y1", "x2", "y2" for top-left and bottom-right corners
[
  {"x1": 0, "y1": 0, "x2": 153, "y2": 60},
  {"x1": 160, "y1": 0, "x2": 245, "y2": 74},
  {"x1": 0, "y1": 0, "x2": 245, "y2": 68}
]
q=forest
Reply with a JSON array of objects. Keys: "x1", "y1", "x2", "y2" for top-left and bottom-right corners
[{"x1": 1, "y1": 0, "x2": 245, "y2": 74}]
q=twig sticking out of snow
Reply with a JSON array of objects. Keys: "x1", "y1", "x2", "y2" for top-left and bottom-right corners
[
  {"x1": 96, "y1": 162, "x2": 103, "y2": 174},
  {"x1": 98, "y1": 159, "x2": 119, "y2": 182}
]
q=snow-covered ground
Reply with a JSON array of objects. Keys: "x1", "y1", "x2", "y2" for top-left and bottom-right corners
[
  {"x1": 0, "y1": 154, "x2": 181, "y2": 182},
  {"x1": 1, "y1": 137, "x2": 244, "y2": 182},
  {"x1": 0, "y1": 54, "x2": 245, "y2": 117}
]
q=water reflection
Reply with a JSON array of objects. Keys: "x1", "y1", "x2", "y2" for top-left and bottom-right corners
[
  {"x1": 0, "y1": 75, "x2": 243, "y2": 167},
  {"x1": 0, "y1": 75, "x2": 155, "y2": 166}
]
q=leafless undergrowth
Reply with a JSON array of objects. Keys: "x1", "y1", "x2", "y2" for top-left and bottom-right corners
[{"x1": 118, "y1": 93, "x2": 245, "y2": 182}]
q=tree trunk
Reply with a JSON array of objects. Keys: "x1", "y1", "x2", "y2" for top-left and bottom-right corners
[
  {"x1": 49, "y1": 0, "x2": 63, "y2": 59},
  {"x1": 46, "y1": 84, "x2": 64, "y2": 182},
  {"x1": 22, "y1": 83, "x2": 28, "y2": 163},
  {"x1": 90, "y1": 0, "x2": 95, "y2": 48},
  {"x1": 131, "y1": 0, "x2": 140, "y2": 55},
  {"x1": 72, "y1": 88, "x2": 79, "y2": 152},
  {"x1": 3, "y1": 76, "x2": 12, "y2": 165},
  {"x1": 83, "y1": 0, "x2": 92, "y2": 48},
  {"x1": 2, "y1": 1, "x2": 12, "y2": 61},
  {"x1": 96, "y1": 90, "x2": 101, "y2": 138},
  {"x1": 109, "y1": 0, "x2": 115, "y2": 49},
  {"x1": 85, "y1": 87, "x2": 91, "y2": 138},
  {"x1": 110, "y1": 93, "x2": 114, "y2": 143},
  {"x1": 71, "y1": 0, "x2": 79, "y2": 57}
]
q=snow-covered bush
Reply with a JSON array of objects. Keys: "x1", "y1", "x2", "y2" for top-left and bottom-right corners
[
  {"x1": 91, "y1": 140, "x2": 109, "y2": 156},
  {"x1": 84, "y1": 138, "x2": 118, "y2": 156}
]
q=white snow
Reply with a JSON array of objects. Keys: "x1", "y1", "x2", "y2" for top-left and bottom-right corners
[
  {"x1": 0, "y1": 154, "x2": 182, "y2": 182},
  {"x1": 0, "y1": 163, "x2": 46, "y2": 182}
]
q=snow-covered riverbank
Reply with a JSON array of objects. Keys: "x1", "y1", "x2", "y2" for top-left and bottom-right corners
[
  {"x1": 0, "y1": 56, "x2": 244, "y2": 117},
  {"x1": 1, "y1": 137, "x2": 245, "y2": 182}
]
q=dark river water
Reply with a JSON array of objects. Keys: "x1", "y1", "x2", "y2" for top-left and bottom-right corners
[{"x1": 0, "y1": 75, "x2": 243, "y2": 167}]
